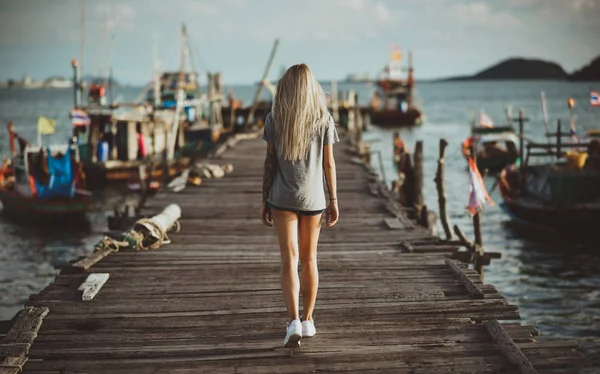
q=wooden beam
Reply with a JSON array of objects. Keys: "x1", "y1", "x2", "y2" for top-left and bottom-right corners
[
  {"x1": 0, "y1": 356, "x2": 27, "y2": 374},
  {"x1": 0, "y1": 307, "x2": 48, "y2": 373},
  {"x1": 445, "y1": 259, "x2": 485, "y2": 299},
  {"x1": 70, "y1": 248, "x2": 115, "y2": 273},
  {"x1": 485, "y1": 319, "x2": 539, "y2": 374}
]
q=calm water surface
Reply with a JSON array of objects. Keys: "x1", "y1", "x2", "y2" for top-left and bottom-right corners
[{"x1": 0, "y1": 81, "x2": 598, "y2": 370}]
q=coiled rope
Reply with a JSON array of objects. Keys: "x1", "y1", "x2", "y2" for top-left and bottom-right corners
[{"x1": 93, "y1": 217, "x2": 180, "y2": 252}]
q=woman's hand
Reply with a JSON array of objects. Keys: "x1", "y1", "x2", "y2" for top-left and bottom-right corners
[
  {"x1": 260, "y1": 201, "x2": 273, "y2": 227},
  {"x1": 325, "y1": 199, "x2": 339, "y2": 227}
]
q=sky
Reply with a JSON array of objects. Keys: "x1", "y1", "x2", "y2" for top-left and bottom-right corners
[{"x1": 0, "y1": 0, "x2": 599, "y2": 85}]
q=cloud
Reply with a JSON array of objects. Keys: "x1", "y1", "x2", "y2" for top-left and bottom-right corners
[
  {"x1": 375, "y1": 2, "x2": 392, "y2": 23},
  {"x1": 335, "y1": 0, "x2": 364, "y2": 11},
  {"x1": 184, "y1": 2, "x2": 220, "y2": 15},
  {"x1": 450, "y1": 2, "x2": 519, "y2": 28},
  {"x1": 93, "y1": 4, "x2": 136, "y2": 32},
  {"x1": 572, "y1": 0, "x2": 597, "y2": 11}
]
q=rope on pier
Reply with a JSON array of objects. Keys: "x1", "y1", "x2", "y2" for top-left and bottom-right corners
[{"x1": 93, "y1": 217, "x2": 181, "y2": 253}]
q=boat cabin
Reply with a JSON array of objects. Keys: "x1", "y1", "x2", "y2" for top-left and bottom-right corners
[
  {"x1": 76, "y1": 110, "x2": 180, "y2": 165},
  {"x1": 11, "y1": 144, "x2": 81, "y2": 199}
]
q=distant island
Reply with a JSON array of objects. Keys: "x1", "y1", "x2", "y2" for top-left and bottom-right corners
[
  {"x1": 442, "y1": 55, "x2": 600, "y2": 81},
  {"x1": 0, "y1": 75, "x2": 120, "y2": 89}
]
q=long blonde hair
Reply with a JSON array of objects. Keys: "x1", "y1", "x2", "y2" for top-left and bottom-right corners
[{"x1": 272, "y1": 64, "x2": 329, "y2": 161}]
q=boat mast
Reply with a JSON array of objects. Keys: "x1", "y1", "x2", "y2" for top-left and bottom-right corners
[
  {"x1": 407, "y1": 51, "x2": 413, "y2": 108},
  {"x1": 167, "y1": 24, "x2": 188, "y2": 161},
  {"x1": 80, "y1": 0, "x2": 85, "y2": 105}
]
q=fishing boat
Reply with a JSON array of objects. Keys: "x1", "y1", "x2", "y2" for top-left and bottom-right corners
[
  {"x1": 498, "y1": 128, "x2": 600, "y2": 233},
  {"x1": 462, "y1": 113, "x2": 519, "y2": 173},
  {"x1": 0, "y1": 141, "x2": 92, "y2": 222},
  {"x1": 368, "y1": 47, "x2": 423, "y2": 127},
  {"x1": 70, "y1": 25, "x2": 223, "y2": 188}
]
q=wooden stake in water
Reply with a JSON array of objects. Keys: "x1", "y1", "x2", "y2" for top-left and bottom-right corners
[{"x1": 434, "y1": 139, "x2": 453, "y2": 240}]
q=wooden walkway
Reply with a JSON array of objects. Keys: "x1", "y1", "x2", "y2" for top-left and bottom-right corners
[{"x1": 1, "y1": 130, "x2": 585, "y2": 373}]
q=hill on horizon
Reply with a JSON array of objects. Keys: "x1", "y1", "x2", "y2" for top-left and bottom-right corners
[{"x1": 442, "y1": 55, "x2": 599, "y2": 81}]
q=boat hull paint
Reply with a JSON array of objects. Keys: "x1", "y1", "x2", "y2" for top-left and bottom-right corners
[
  {"x1": 0, "y1": 188, "x2": 91, "y2": 219},
  {"x1": 498, "y1": 169, "x2": 600, "y2": 233},
  {"x1": 369, "y1": 108, "x2": 423, "y2": 127}
]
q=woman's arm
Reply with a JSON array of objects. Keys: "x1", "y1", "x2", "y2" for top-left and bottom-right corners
[
  {"x1": 260, "y1": 142, "x2": 277, "y2": 227},
  {"x1": 262, "y1": 142, "x2": 278, "y2": 203},
  {"x1": 323, "y1": 144, "x2": 339, "y2": 226}
]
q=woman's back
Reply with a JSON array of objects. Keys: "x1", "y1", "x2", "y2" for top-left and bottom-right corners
[{"x1": 262, "y1": 112, "x2": 338, "y2": 211}]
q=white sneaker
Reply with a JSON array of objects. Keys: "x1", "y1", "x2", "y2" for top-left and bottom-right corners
[
  {"x1": 283, "y1": 319, "x2": 302, "y2": 347},
  {"x1": 302, "y1": 320, "x2": 316, "y2": 337}
]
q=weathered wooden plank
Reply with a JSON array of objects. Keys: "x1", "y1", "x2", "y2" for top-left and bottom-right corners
[
  {"x1": 0, "y1": 356, "x2": 27, "y2": 374},
  {"x1": 485, "y1": 319, "x2": 539, "y2": 374},
  {"x1": 3, "y1": 307, "x2": 49, "y2": 346},
  {"x1": 445, "y1": 259, "x2": 485, "y2": 299},
  {"x1": 70, "y1": 248, "x2": 115, "y2": 273}
]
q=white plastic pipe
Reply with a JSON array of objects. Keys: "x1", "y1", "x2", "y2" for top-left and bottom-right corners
[{"x1": 152, "y1": 204, "x2": 181, "y2": 233}]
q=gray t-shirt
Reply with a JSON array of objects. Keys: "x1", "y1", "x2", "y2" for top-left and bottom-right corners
[{"x1": 262, "y1": 112, "x2": 339, "y2": 211}]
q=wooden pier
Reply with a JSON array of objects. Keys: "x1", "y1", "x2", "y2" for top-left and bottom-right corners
[{"x1": 1, "y1": 129, "x2": 585, "y2": 373}]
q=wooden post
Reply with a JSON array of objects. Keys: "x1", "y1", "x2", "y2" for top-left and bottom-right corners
[
  {"x1": 556, "y1": 119, "x2": 562, "y2": 159},
  {"x1": 354, "y1": 93, "x2": 362, "y2": 143},
  {"x1": 331, "y1": 80, "x2": 339, "y2": 123},
  {"x1": 518, "y1": 108, "x2": 526, "y2": 193},
  {"x1": 469, "y1": 144, "x2": 484, "y2": 279},
  {"x1": 347, "y1": 90, "x2": 356, "y2": 135},
  {"x1": 413, "y1": 141, "x2": 424, "y2": 217},
  {"x1": 518, "y1": 109, "x2": 525, "y2": 165},
  {"x1": 434, "y1": 139, "x2": 453, "y2": 240},
  {"x1": 71, "y1": 59, "x2": 81, "y2": 109}
]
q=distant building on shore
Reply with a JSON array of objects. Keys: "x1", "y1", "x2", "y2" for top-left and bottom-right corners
[{"x1": 343, "y1": 72, "x2": 372, "y2": 83}]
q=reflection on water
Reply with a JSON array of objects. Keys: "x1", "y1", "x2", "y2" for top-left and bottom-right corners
[
  {"x1": 0, "y1": 82, "x2": 598, "y2": 370},
  {"x1": 0, "y1": 186, "x2": 138, "y2": 320}
]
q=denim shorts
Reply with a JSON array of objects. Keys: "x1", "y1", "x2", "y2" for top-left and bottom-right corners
[{"x1": 267, "y1": 202, "x2": 325, "y2": 216}]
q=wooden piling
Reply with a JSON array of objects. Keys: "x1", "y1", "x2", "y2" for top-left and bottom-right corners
[
  {"x1": 467, "y1": 145, "x2": 485, "y2": 278},
  {"x1": 413, "y1": 140, "x2": 424, "y2": 217},
  {"x1": 354, "y1": 93, "x2": 363, "y2": 143},
  {"x1": 556, "y1": 119, "x2": 562, "y2": 159},
  {"x1": 434, "y1": 138, "x2": 453, "y2": 240}
]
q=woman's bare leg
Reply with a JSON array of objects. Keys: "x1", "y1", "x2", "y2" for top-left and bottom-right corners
[
  {"x1": 271, "y1": 209, "x2": 300, "y2": 322},
  {"x1": 298, "y1": 214, "x2": 322, "y2": 321}
]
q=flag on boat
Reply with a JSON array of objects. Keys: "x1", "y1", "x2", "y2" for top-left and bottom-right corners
[
  {"x1": 479, "y1": 112, "x2": 494, "y2": 128},
  {"x1": 591, "y1": 90, "x2": 600, "y2": 107},
  {"x1": 70, "y1": 108, "x2": 91, "y2": 127},
  {"x1": 391, "y1": 45, "x2": 402, "y2": 61},
  {"x1": 466, "y1": 157, "x2": 494, "y2": 216},
  {"x1": 37, "y1": 116, "x2": 56, "y2": 135}
]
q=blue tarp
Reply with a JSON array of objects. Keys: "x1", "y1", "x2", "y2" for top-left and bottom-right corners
[{"x1": 35, "y1": 148, "x2": 75, "y2": 199}]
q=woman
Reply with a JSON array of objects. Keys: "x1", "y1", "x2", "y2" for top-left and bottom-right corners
[{"x1": 260, "y1": 64, "x2": 339, "y2": 348}]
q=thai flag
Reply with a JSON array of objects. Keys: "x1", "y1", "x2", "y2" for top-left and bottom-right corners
[
  {"x1": 479, "y1": 112, "x2": 494, "y2": 128},
  {"x1": 591, "y1": 91, "x2": 600, "y2": 107},
  {"x1": 466, "y1": 157, "x2": 494, "y2": 216},
  {"x1": 70, "y1": 109, "x2": 91, "y2": 127}
]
